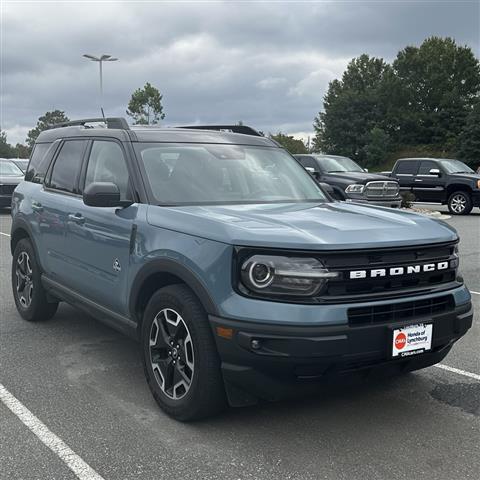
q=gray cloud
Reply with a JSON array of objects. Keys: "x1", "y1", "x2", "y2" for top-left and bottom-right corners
[{"x1": 1, "y1": 0, "x2": 479, "y2": 145}]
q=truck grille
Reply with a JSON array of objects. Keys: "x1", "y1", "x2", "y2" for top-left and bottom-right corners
[
  {"x1": 348, "y1": 295, "x2": 455, "y2": 326},
  {"x1": 364, "y1": 181, "x2": 399, "y2": 198},
  {"x1": 0, "y1": 184, "x2": 16, "y2": 195},
  {"x1": 318, "y1": 242, "x2": 458, "y2": 301}
]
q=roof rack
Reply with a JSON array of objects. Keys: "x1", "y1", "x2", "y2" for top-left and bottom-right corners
[
  {"x1": 178, "y1": 125, "x2": 263, "y2": 137},
  {"x1": 47, "y1": 117, "x2": 130, "y2": 130}
]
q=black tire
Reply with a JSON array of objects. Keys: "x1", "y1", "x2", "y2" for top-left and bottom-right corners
[
  {"x1": 141, "y1": 284, "x2": 226, "y2": 421},
  {"x1": 11, "y1": 238, "x2": 58, "y2": 322},
  {"x1": 447, "y1": 191, "x2": 473, "y2": 215}
]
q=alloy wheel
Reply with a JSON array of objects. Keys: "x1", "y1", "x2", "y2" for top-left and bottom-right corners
[
  {"x1": 16, "y1": 251, "x2": 34, "y2": 308},
  {"x1": 450, "y1": 194, "x2": 466, "y2": 213},
  {"x1": 149, "y1": 308, "x2": 195, "y2": 400}
]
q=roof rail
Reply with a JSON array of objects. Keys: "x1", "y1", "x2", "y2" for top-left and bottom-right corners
[
  {"x1": 178, "y1": 125, "x2": 263, "y2": 137},
  {"x1": 47, "y1": 117, "x2": 130, "y2": 130}
]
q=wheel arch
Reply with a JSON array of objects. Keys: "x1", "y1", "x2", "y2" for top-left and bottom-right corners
[
  {"x1": 129, "y1": 259, "x2": 219, "y2": 332},
  {"x1": 446, "y1": 184, "x2": 472, "y2": 197}
]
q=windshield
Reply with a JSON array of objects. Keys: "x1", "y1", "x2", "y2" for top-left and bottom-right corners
[
  {"x1": 136, "y1": 144, "x2": 327, "y2": 205},
  {"x1": 438, "y1": 159, "x2": 474, "y2": 174},
  {"x1": 315, "y1": 156, "x2": 364, "y2": 173},
  {"x1": 0, "y1": 161, "x2": 23, "y2": 176}
]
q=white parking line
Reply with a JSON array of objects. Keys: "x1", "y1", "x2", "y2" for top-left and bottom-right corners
[
  {"x1": 434, "y1": 364, "x2": 480, "y2": 381},
  {"x1": 0, "y1": 383, "x2": 105, "y2": 480},
  {"x1": 0, "y1": 231, "x2": 10, "y2": 237},
  {"x1": 471, "y1": 291, "x2": 480, "y2": 295}
]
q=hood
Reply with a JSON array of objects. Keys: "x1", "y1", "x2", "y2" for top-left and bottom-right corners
[
  {"x1": 322, "y1": 171, "x2": 393, "y2": 185},
  {"x1": 0, "y1": 175, "x2": 23, "y2": 184},
  {"x1": 449, "y1": 172, "x2": 480, "y2": 181},
  {"x1": 146, "y1": 202, "x2": 457, "y2": 250}
]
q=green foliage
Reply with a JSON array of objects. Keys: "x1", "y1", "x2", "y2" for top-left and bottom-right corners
[
  {"x1": 14, "y1": 143, "x2": 31, "y2": 158},
  {"x1": 313, "y1": 54, "x2": 392, "y2": 163},
  {"x1": 314, "y1": 37, "x2": 480, "y2": 167},
  {"x1": 126, "y1": 82, "x2": 165, "y2": 125},
  {"x1": 456, "y1": 101, "x2": 480, "y2": 168},
  {"x1": 0, "y1": 130, "x2": 15, "y2": 158},
  {"x1": 364, "y1": 127, "x2": 391, "y2": 167},
  {"x1": 270, "y1": 132, "x2": 308, "y2": 154},
  {"x1": 26, "y1": 110, "x2": 69, "y2": 149}
]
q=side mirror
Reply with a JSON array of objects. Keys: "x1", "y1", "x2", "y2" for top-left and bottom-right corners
[
  {"x1": 364, "y1": 168, "x2": 369, "y2": 172},
  {"x1": 429, "y1": 168, "x2": 441, "y2": 176},
  {"x1": 305, "y1": 166, "x2": 316, "y2": 174},
  {"x1": 83, "y1": 182, "x2": 129, "y2": 208}
]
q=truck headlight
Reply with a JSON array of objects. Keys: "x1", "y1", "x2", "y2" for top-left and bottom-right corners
[
  {"x1": 240, "y1": 255, "x2": 339, "y2": 297},
  {"x1": 476, "y1": 180, "x2": 480, "y2": 189},
  {"x1": 345, "y1": 184, "x2": 365, "y2": 194}
]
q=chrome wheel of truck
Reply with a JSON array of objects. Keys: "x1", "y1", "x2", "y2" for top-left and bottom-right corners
[{"x1": 448, "y1": 191, "x2": 473, "y2": 215}]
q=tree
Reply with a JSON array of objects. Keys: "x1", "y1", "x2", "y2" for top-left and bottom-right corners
[
  {"x1": 26, "y1": 110, "x2": 69, "y2": 149},
  {"x1": 313, "y1": 55, "x2": 392, "y2": 163},
  {"x1": 126, "y1": 82, "x2": 165, "y2": 125},
  {"x1": 0, "y1": 129, "x2": 14, "y2": 158},
  {"x1": 392, "y1": 37, "x2": 480, "y2": 147},
  {"x1": 456, "y1": 101, "x2": 480, "y2": 168},
  {"x1": 270, "y1": 133, "x2": 308, "y2": 154},
  {"x1": 364, "y1": 127, "x2": 391, "y2": 167},
  {"x1": 14, "y1": 143, "x2": 31, "y2": 158}
]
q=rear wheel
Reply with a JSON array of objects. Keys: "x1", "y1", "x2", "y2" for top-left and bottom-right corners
[
  {"x1": 11, "y1": 238, "x2": 58, "y2": 321},
  {"x1": 141, "y1": 284, "x2": 226, "y2": 421},
  {"x1": 448, "y1": 191, "x2": 473, "y2": 215}
]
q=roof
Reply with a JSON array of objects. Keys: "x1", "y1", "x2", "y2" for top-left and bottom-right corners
[{"x1": 36, "y1": 125, "x2": 277, "y2": 148}]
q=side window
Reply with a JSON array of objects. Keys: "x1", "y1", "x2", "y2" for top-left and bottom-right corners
[
  {"x1": 299, "y1": 157, "x2": 318, "y2": 170},
  {"x1": 48, "y1": 140, "x2": 87, "y2": 193},
  {"x1": 396, "y1": 161, "x2": 419, "y2": 175},
  {"x1": 25, "y1": 143, "x2": 52, "y2": 183},
  {"x1": 418, "y1": 161, "x2": 438, "y2": 175},
  {"x1": 84, "y1": 141, "x2": 131, "y2": 200}
]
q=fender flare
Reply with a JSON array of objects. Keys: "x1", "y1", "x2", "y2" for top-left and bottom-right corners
[
  {"x1": 10, "y1": 217, "x2": 40, "y2": 258},
  {"x1": 128, "y1": 258, "x2": 219, "y2": 323}
]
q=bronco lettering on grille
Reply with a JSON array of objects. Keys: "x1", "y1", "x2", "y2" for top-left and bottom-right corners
[{"x1": 349, "y1": 261, "x2": 450, "y2": 279}]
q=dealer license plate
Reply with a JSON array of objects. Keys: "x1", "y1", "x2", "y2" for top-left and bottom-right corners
[{"x1": 392, "y1": 323, "x2": 433, "y2": 358}]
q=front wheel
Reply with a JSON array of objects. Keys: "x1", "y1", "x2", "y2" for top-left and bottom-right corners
[
  {"x1": 448, "y1": 191, "x2": 473, "y2": 215},
  {"x1": 11, "y1": 238, "x2": 58, "y2": 321},
  {"x1": 141, "y1": 285, "x2": 226, "y2": 421}
]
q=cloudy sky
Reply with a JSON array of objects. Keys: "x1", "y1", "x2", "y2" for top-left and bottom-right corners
[{"x1": 1, "y1": 0, "x2": 479, "y2": 145}]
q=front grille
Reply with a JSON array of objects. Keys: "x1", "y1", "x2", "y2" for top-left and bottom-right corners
[
  {"x1": 348, "y1": 294, "x2": 455, "y2": 326},
  {"x1": 319, "y1": 242, "x2": 458, "y2": 300},
  {"x1": 364, "y1": 181, "x2": 399, "y2": 198},
  {"x1": 0, "y1": 184, "x2": 16, "y2": 195}
]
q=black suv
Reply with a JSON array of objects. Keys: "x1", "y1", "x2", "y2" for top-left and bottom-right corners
[
  {"x1": 295, "y1": 154, "x2": 401, "y2": 208},
  {"x1": 389, "y1": 158, "x2": 480, "y2": 215}
]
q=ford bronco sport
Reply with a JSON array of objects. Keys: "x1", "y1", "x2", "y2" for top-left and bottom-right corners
[{"x1": 10, "y1": 118, "x2": 473, "y2": 421}]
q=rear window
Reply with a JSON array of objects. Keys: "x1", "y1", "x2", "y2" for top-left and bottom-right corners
[{"x1": 25, "y1": 143, "x2": 52, "y2": 183}]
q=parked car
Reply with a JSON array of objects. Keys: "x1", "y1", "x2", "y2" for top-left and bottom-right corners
[
  {"x1": 294, "y1": 154, "x2": 401, "y2": 208},
  {"x1": 12, "y1": 159, "x2": 29, "y2": 173},
  {"x1": 389, "y1": 157, "x2": 480, "y2": 215},
  {"x1": 10, "y1": 118, "x2": 473, "y2": 421},
  {"x1": 0, "y1": 159, "x2": 24, "y2": 209}
]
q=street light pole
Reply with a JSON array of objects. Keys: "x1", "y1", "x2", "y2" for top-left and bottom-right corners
[{"x1": 83, "y1": 54, "x2": 118, "y2": 115}]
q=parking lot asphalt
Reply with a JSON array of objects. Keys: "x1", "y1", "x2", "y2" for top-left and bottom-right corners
[{"x1": 0, "y1": 205, "x2": 479, "y2": 480}]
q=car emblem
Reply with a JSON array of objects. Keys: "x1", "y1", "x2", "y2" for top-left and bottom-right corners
[{"x1": 113, "y1": 258, "x2": 121, "y2": 272}]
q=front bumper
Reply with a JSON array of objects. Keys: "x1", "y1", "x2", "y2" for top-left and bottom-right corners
[
  {"x1": 472, "y1": 191, "x2": 480, "y2": 207},
  {"x1": 210, "y1": 299, "x2": 472, "y2": 406}
]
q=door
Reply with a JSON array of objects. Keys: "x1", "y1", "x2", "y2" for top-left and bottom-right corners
[
  {"x1": 38, "y1": 139, "x2": 88, "y2": 277},
  {"x1": 412, "y1": 160, "x2": 446, "y2": 202},
  {"x1": 393, "y1": 160, "x2": 420, "y2": 194},
  {"x1": 64, "y1": 139, "x2": 137, "y2": 315}
]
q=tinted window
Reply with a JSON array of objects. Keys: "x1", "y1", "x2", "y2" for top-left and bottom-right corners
[
  {"x1": 48, "y1": 140, "x2": 87, "y2": 193},
  {"x1": 418, "y1": 161, "x2": 439, "y2": 175},
  {"x1": 84, "y1": 141, "x2": 131, "y2": 200},
  {"x1": 297, "y1": 156, "x2": 318, "y2": 170},
  {"x1": 136, "y1": 143, "x2": 327, "y2": 205},
  {"x1": 25, "y1": 143, "x2": 52, "y2": 183},
  {"x1": 395, "y1": 161, "x2": 418, "y2": 175}
]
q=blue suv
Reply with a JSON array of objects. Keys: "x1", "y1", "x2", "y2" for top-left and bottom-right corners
[{"x1": 11, "y1": 118, "x2": 473, "y2": 420}]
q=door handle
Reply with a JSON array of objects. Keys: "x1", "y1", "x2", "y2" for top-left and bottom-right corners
[
  {"x1": 31, "y1": 201, "x2": 43, "y2": 213},
  {"x1": 414, "y1": 179, "x2": 423, "y2": 182},
  {"x1": 68, "y1": 213, "x2": 85, "y2": 225}
]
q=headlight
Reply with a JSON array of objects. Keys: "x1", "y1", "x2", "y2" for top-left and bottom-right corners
[
  {"x1": 240, "y1": 255, "x2": 339, "y2": 297},
  {"x1": 345, "y1": 184, "x2": 365, "y2": 194},
  {"x1": 476, "y1": 180, "x2": 480, "y2": 189}
]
